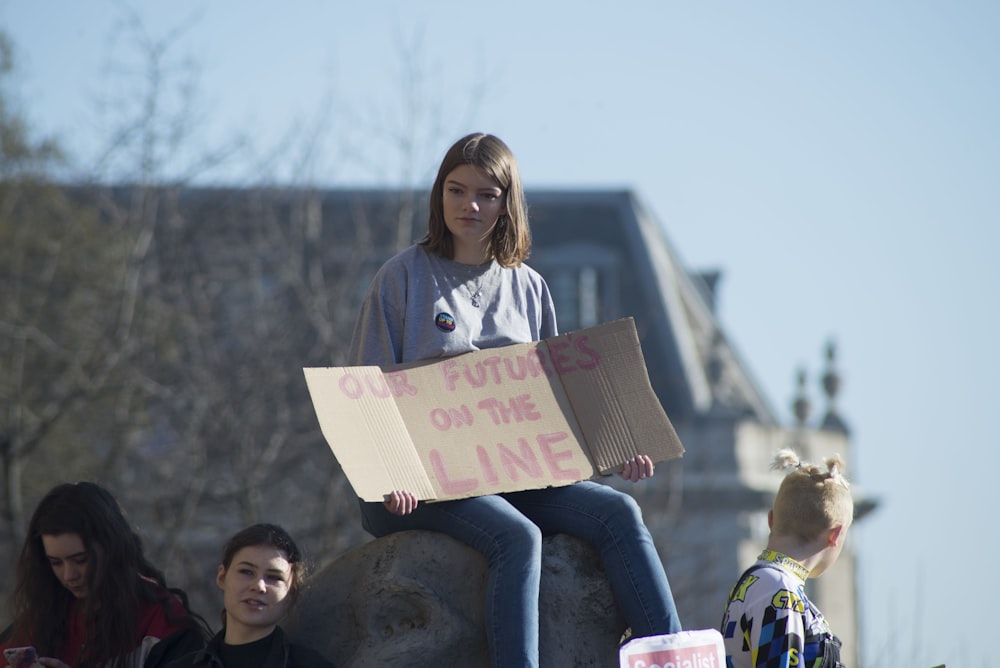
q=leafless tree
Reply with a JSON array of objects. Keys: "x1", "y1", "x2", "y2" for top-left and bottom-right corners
[
  {"x1": 2, "y1": 6, "x2": 487, "y2": 621},
  {"x1": 0, "y1": 30, "x2": 144, "y2": 560}
]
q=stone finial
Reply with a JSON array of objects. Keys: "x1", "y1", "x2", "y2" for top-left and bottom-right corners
[
  {"x1": 819, "y1": 339, "x2": 849, "y2": 434},
  {"x1": 791, "y1": 368, "x2": 810, "y2": 428},
  {"x1": 821, "y1": 340, "x2": 841, "y2": 402},
  {"x1": 706, "y1": 330, "x2": 724, "y2": 389}
]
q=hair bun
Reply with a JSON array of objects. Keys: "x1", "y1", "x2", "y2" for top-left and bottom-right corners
[{"x1": 770, "y1": 449, "x2": 802, "y2": 472}]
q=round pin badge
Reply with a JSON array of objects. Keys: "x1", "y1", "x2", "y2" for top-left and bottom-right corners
[{"x1": 435, "y1": 312, "x2": 456, "y2": 332}]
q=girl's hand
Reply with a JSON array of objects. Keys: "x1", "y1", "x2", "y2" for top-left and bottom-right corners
[
  {"x1": 620, "y1": 455, "x2": 655, "y2": 483},
  {"x1": 384, "y1": 490, "x2": 418, "y2": 516}
]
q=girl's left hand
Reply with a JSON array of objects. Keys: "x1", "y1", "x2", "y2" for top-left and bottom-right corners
[{"x1": 620, "y1": 455, "x2": 655, "y2": 482}]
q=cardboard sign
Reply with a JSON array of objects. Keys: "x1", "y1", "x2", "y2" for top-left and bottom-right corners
[
  {"x1": 303, "y1": 318, "x2": 684, "y2": 502},
  {"x1": 619, "y1": 629, "x2": 726, "y2": 668}
]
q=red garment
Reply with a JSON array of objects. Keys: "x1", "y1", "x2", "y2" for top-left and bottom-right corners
[{"x1": 1, "y1": 586, "x2": 192, "y2": 667}]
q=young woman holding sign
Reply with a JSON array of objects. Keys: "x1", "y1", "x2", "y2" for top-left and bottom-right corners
[{"x1": 348, "y1": 132, "x2": 681, "y2": 667}]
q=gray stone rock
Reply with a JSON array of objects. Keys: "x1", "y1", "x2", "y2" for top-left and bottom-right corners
[{"x1": 285, "y1": 530, "x2": 627, "y2": 667}]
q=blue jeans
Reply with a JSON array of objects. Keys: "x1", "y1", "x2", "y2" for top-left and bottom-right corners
[{"x1": 360, "y1": 481, "x2": 681, "y2": 667}]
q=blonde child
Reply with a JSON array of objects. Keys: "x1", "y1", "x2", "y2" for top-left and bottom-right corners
[{"x1": 720, "y1": 450, "x2": 852, "y2": 668}]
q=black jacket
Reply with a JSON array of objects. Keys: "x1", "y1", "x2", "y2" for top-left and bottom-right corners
[{"x1": 164, "y1": 627, "x2": 334, "y2": 668}]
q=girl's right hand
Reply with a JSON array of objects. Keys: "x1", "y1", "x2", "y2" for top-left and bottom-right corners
[{"x1": 384, "y1": 490, "x2": 418, "y2": 516}]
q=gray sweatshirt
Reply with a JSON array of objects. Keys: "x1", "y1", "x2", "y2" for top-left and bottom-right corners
[{"x1": 348, "y1": 244, "x2": 558, "y2": 366}]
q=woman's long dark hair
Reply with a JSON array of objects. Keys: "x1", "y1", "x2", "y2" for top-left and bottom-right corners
[{"x1": 6, "y1": 482, "x2": 208, "y2": 667}]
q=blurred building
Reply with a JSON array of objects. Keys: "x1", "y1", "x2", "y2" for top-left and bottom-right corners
[{"x1": 524, "y1": 189, "x2": 876, "y2": 667}]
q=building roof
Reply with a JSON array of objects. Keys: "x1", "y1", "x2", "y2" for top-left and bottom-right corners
[{"x1": 526, "y1": 189, "x2": 778, "y2": 427}]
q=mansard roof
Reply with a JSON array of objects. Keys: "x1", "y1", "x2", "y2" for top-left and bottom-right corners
[{"x1": 526, "y1": 189, "x2": 778, "y2": 427}]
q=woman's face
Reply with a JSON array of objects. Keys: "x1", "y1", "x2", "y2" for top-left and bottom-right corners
[
  {"x1": 441, "y1": 164, "x2": 506, "y2": 261},
  {"x1": 42, "y1": 533, "x2": 91, "y2": 599},
  {"x1": 217, "y1": 545, "x2": 294, "y2": 641}
]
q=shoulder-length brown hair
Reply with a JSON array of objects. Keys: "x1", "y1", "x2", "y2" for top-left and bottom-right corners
[{"x1": 421, "y1": 132, "x2": 531, "y2": 267}]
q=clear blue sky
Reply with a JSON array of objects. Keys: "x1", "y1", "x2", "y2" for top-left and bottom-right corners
[{"x1": 4, "y1": 2, "x2": 997, "y2": 665}]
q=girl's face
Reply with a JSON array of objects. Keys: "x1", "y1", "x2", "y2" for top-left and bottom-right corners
[
  {"x1": 42, "y1": 533, "x2": 91, "y2": 599},
  {"x1": 217, "y1": 545, "x2": 294, "y2": 642},
  {"x1": 441, "y1": 164, "x2": 506, "y2": 262}
]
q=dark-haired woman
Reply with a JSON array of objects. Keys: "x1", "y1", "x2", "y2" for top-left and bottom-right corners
[
  {"x1": 165, "y1": 524, "x2": 334, "y2": 668},
  {"x1": 0, "y1": 482, "x2": 209, "y2": 668}
]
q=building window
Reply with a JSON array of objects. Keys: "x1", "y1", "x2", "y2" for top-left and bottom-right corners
[
  {"x1": 579, "y1": 266, "x2": 599, "y2": 327},
  {"x1": 532, "y1": 243, "x2": 620, "y2": 333}
]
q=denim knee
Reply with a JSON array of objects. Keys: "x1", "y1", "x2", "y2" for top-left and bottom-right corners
[
  {"x1": 601, "y1": 489, "x2": 646, "y2": 533},
  {"x1": 485, "y1": 512, "x2": 542, "y2": 564}
]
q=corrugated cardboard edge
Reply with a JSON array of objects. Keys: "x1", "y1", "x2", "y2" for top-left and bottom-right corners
[
  {"x1": 550, "y1": 318, "x2": 685, "y2": 474},
  {"x1": 302, "y1": 366, "x2": 436, "y2": 502}
]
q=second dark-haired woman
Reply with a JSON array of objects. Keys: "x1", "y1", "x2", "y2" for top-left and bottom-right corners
[
  {"x1": 165, "y1": 523, "x2": 334, "y2": 668},
  {"x1": 0, "y1": 481, "x2": 209, "y2": 668}
]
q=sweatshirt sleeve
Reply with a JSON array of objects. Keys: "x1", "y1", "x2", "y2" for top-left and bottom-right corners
[
  {"x1": 347, "y1": 261, "x2": 406, "y2": 366},
  {"x1": 537, "y1": 273, "x2": 558, "y2": 339}
]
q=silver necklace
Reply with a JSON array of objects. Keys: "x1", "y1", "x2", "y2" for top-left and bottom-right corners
[
  {"x1": 466, "y1": 264, "x2": 494, "y2": 308},
  {"x1": 469, "y1": 278, "x2": 484, "y2": 307}
]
